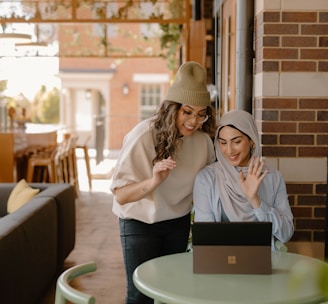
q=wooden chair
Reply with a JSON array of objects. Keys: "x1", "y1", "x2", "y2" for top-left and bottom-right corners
[
  {"x1": 55, "y1": 261, "x2": 97, "y2": 304},
  {"x1": 75, "y1": 136, "x2": 92, "y2": 191},
  {"x1": 25, "y1": 145, "x2": 59, "y2": 183},
  {"x1": 58, "y1": 135, "x2": 79, "y2": 194}
]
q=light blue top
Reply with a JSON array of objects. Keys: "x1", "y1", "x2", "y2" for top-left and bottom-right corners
[{"x1": 193, "y1": 163, "x2": 294, "y2": 248}]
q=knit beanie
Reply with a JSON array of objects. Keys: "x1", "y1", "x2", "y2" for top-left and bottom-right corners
[{"x1": 165, "y1": 61, "x2": 210, "y2": 107}]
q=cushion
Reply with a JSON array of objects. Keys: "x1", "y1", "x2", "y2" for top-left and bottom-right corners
[{"x1": 7, "y1": 179, "x2": 40, "y2": 213}]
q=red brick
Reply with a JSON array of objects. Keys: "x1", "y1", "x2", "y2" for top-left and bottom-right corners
[
  {"x1": 261, "y1": 134, "x2": 278, "y2": 144},
  {"x1": 291, "y1": 206, "x2": 313, "y2": 217},
  {"x1": 282, "y1": 12, "x2": 317, "y2": 23},
  {"x1": 264, "y1": 48, "x2": 298, "y2": 59},
  {"x1": 314, "y1": 207, "x2": 326, "y2": 218},
  {"x1": 262, "y1": 122, "x2": 296, "y2": 133},
  {"x1": 316, "y1": 184, "x2": 328, "y2": 194},
  {"x1": 262, "y1": 146, "x2": 296, "y2": 157},
  {"x1": 300, "y1": 99, "x2": 328, "y2": 109},
  {"x1": 262, "y1": 61, "x2": 279, "y2": 71},
  {"x1": 299, "y1": 122, "x2": 328, "y2": 133},
  {"x1": 282, "y1": 61, "x2": 316, "y2": 72},
  {"x1": 299, "y1": 146, "x2": 328, "y2": 157},
  {"x1": 262, "y1": 110, "x2": 278, "y2": 121},
  {"x1": 262, "y1": 98, "x2": 298, "y2": 109},
  {"x1": 318, "y1": 111, "x2": 328, "y2": 121},
  {"x1": 263, "y1": 11, "x2": 280, "y2": 22},
  {"x1": 317, "y1": 134, "x2": 328, "y2": 145},
  {"x1": 280, "y1": 134, "x2": 314, "y2": 145},
  {"x1": 298, "y1": 195, "x2": 326, "y2": 206},
  {"x1": 281, "y1": 110, "x2": 315, "y2": 121},
  {"x1": 287, "y1": 183, "x2": 313, "y2": 194},
  {"x1": 295, "y1": 219, "x2": 325, "y2": 230},
  {"x1": 301, "y1": 49, "x2": 328, "y2": 59},
  {"x1": 319, "y1": 37, "x2": 328, "y2": 47},
  {"x1": 263, "y1": 36, "x2": 280, "y2": 47},
  {"x1": 319, "y1": 12, "x2": 328, "y2": 22},
  {"x1": 302, "y1": 24, "x2": 328, "y2": 35},
  {"x1": 288, "y1": 195, "x2": 296, "y2": 205},
  {"x1": 282, "y1": 36, "x2": 317, "y2": 47},
  {"x1": 318, "y1": 61, "x2": 328, "y2": 71},
  {"x1": 264, "y1": 24, "x2": 299, "y2": 35},
  {"x1": 313, "y1": 232, "x2": 325, "y2": 242},
  {"x1": 290, "y1": 231, "x2": 311, "y2": 242}
]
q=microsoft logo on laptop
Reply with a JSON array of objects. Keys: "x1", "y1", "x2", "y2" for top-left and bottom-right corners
[{"x1": 227, "y1": 256, "x2": 237, "y2": 265}]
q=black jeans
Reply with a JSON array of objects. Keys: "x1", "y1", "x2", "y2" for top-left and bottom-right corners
[{"x1": 119, "y1": 213, "x2": 191, "y2": 304}]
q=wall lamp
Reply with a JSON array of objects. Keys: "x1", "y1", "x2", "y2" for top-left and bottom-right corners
[{"x1": 122, "y1": 83, "x2": 129, "y2": 96}]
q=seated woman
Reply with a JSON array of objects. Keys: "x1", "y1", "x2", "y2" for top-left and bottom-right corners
[{"x1": 193, "y1": 109, "x2": 294, "y2": 250}]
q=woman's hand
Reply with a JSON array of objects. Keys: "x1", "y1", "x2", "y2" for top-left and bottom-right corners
[
  {"x1": 114, "y1": 156, "x2": 176, "y2": 205},
  {"x1": 239, "y1": 157, "x2": 268, "y2": 208},
  {"x1": 152, "y1": 156, "x2": 176, "y2": 185}
]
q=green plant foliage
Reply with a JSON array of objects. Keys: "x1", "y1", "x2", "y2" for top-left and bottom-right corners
[
  {"x1": 318, "y1": 262, "x2": 328, "y2": 300},
  {"x1": 159, "y1": 23, "x2": 182, "y2": 71},
  {"x1": 31, "y1": 85, "x2": 59, "y2": 123}
]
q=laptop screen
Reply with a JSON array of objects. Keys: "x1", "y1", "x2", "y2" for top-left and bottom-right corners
[{"x1": 192, "y1": 222, "x2": 272, "y2": 246}]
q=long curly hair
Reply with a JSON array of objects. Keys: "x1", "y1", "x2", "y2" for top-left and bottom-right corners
[{"x1": 150, "y1": 100, "x2": 217, "y2": 164}]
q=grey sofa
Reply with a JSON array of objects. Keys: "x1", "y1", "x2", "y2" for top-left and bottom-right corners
[{"x1": 0, "y1": 183, "x2": 76, "y2": 304}]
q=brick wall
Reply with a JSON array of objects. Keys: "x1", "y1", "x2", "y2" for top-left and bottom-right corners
[
  {"x1": 254, "y1": 3, "x2": 328, "y2": 242},
  {"x1": 255, "y1": 11, "x2": 328, "y2": 73}
]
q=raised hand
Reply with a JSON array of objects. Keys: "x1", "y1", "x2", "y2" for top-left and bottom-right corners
[
  {"x1": 152, "y1": 156, "x2": 176, "y2": 185},
  {"x1": 239, "y1": 157, "x2": 268, "y2": 208}
]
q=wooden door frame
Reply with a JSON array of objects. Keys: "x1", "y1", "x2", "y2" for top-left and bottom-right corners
[{"x1": 213, "y1": 0, "x2": 254, "y2": 116}]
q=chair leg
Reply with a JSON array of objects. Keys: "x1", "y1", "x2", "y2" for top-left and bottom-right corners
[
  {"x1": 26, "y1": 159, "x2": 35, "y2": 182},
  {"x1": 83, "y1": 145, "x2": 92, "y2": 190}
]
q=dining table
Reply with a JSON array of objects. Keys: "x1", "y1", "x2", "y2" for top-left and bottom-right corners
[
  {"x1": 133, "y1": 251, "x2": 328, "y2": 304},
  {"x1": 0, "y1": 124, "x2": 60, "y2": 182}
]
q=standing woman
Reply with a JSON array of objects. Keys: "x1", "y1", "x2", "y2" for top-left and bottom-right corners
[
  {"x1": 111, "y1": 61, "x2": 217, "y2": 304},
  {"x1": 193, "y1": 110, "x2": 294, "y2": 249}
]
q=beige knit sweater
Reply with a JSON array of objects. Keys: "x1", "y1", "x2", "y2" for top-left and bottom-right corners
[{"x1": 111, "y1": 119, "x2": 215, "y2": 224}]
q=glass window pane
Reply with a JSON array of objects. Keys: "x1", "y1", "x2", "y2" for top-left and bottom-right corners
[{"x1": 140, "y1": 83, "x2": 162, "y2": 120}]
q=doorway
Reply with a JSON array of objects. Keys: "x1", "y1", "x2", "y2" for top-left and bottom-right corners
[
  {"x1": 59, "y1": 71, "x2": 112, "y2": 152},
  {"x1": 213, "y1": 0, "x2": 254, "y2": 116}
]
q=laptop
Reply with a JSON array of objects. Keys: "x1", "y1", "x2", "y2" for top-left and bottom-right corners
[{"x1": 192, "y1": 222, "x2": 272, "y2": 274}]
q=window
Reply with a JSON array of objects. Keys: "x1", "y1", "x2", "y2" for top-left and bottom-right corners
[
  {"x1": 133, "y1": 73, "x2": 169, "y2": 120},
  {"x1": 140, "y1": 83, "x2": 162, "y2": 120}
]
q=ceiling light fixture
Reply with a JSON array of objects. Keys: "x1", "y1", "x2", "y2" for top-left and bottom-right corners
[
  {"x1": 15, "y1": 41, "x2": 48, "y2": 49},
  {"x1": 0, "y1": 33, "x2": 32, "y2": 43}
]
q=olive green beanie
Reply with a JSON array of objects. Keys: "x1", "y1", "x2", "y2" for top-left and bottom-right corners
[{"x1": 165, "y1": 61, "x2": 210, "y2": 107}]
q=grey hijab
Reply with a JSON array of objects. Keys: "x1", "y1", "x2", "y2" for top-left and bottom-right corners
[{"x1": 214, "y1": 110, "x2": 262, "y2": 221}]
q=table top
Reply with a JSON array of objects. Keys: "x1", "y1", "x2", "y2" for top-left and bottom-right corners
[{"x1": 133, "y1": 251, "x2": 327, "y2": 304}]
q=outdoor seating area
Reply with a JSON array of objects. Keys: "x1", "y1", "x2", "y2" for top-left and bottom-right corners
[
  {"x1": 25, "y1": 134, "x2": 79, "y2": 194},
  {"x1": 0, "y1": 0, "x2": 327, "y2": 303},
  {"x1": 0, "y1": 126, "x2": 96, "y2": 198}
]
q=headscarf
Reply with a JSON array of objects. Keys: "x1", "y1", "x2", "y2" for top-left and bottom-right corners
[{"x1": 214, "y1": 110, "x2": 262, "y2": 221}]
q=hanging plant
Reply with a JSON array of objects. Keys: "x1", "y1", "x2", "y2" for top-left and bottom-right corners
[{"x1": 159, "y1": 23, "x2": 182, "y2": 71}]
